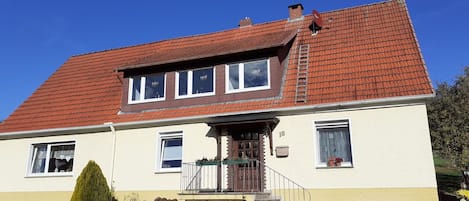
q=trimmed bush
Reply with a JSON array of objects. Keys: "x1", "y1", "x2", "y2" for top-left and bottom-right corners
[
  {"x1": 154, "y1": 197, "x2": 177, "y2": 201},
  {"x1": 70, "y1": 160, "x2": 112, "y2": 201}
]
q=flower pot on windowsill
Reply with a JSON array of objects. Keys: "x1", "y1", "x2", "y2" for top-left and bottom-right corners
[{"x1": 327, "y1": 157, "x2": 343, "y2": 167}]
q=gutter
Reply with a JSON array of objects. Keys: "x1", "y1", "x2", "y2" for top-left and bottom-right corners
[{"x1": 0, "y1": 93, "x2": 434, "y2": 140}]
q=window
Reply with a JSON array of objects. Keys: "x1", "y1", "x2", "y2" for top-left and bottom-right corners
[
  {"x1": 226, "y1": 59, "x2": 270, "y2": 93},
  {"x1": 176, "y1": 67, "x2": 215, "y2": 98},
  {"x1": 157, "y1": 132, "x2": 183, "y2": 172},
  {"x1": 128, "y1": 74, "x2": 165, "y2": 103},
  {"x1": 315, "y1": 120, "x2": 353, "y2": 167},
  {"x1": 29, "y1": 141, "x2": 75, "y2": 176}
]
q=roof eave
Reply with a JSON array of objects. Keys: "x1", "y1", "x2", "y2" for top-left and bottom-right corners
[{"x1": 0, "y1": 93, "x2": 433, "y2": 140}]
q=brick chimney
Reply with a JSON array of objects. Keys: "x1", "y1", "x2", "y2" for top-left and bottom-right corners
[
  {"x1": 239, "y1": 17, "x2": 252, "y2": 27},
  {"x1": 288, "y1": 4, "x2": 304, "y2": 22}
]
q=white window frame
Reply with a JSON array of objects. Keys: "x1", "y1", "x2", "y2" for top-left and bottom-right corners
[
  {"x1": 225, "y1": 58, "x2": 271, "y2": 94},
  {"x1": 128, "y1": 74, "x2": 166, "y2": 104},
  {"x1": 175, "y1": 67, "x2": 216, "y2": 99},
  {"x1": 27, "y1": 141, "x2": 76, "y2": 177},
  {"x1": 314, "y1": 119, "x2": 354, "y2": 168},
  {"x1": 156, "y1": 131, "x2": 183, "y2": 173}
]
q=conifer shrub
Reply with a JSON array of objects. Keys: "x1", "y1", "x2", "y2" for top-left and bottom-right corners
[{"x1": 70, "y1": 160, "x2": 112, "y2": 201}]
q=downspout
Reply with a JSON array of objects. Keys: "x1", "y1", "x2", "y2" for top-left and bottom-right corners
[{"x1": 105, "y1": 122, "x2": 117, "y2": 192}]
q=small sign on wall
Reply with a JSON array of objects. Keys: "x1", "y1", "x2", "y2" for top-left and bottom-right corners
[{"x1": 275, "y1": 146, "x2": 289, "y2": 158}]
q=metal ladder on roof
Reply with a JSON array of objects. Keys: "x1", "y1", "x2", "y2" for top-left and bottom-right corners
[{"x1": 295, "y1": 44, "x2": 310, "y2": 103}]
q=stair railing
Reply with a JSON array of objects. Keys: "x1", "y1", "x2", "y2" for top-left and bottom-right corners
[{"x1": 180, "y1": 159, "x2": 312, "y2": 201}]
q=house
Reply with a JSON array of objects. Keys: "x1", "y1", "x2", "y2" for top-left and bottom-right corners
[{"x1": 0, "y1": 1, "x2": 438, "y2": 201}]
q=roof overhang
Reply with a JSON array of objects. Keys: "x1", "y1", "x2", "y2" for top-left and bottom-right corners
[
  {"x1": 116, "y1": 30, "x2": 297, "y2": 71},
  {"x1": 0, "y1": 93, "x2": 433, "y2": 140}
]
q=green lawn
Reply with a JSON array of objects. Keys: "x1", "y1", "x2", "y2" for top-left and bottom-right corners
[{"x1": 434, "y1": 155, "x2": 462, "y2": 194}]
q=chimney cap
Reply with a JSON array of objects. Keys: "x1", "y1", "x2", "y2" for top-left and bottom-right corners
[
  {"x1": 288, "y1": 3, "x2": 304, "y2": 9},
  {"x1": 239, "y1": 17, "x2": 253, "y2": 27}
]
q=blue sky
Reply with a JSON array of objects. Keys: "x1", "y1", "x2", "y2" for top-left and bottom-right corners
[{"x1": 1, "y1": 0, "x2": 468, "y2": 121}]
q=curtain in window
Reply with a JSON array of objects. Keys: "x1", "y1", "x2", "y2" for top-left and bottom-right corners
[
  {"x1": 132, "y1": 77, "x2": 141, "y2": 101},
  {"x1": 228, "y1": 64, "x2": 239, "y2": 90},
  {"x1": 318, "y1": 127, "x2": 351, "y2": 163},
  {"x1": 31, "y1": 145, "x2": 47, "y2": 173},
  {"x1": 192, "y1": 68, "x2": 213, "y2": 94}
]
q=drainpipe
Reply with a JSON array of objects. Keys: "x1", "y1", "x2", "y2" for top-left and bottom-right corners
[{"x1": 104, "y1": 122, "x2": 117, "y2": 192}]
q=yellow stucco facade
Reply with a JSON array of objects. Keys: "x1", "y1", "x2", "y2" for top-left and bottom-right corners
[{"x1": 0, "y1": 103, "x2": 438, "y2": 201}]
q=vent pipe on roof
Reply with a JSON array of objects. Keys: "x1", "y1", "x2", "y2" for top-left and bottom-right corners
[
  {"x1": 288, "y1": 3, "x2": 304, "y2": 22},
  {"x1": 239, "y1": 17, "x2": 253, "y2": 27}
]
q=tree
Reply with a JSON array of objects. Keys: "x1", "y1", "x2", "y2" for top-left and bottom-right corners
[
  {"x1": 428, "y1": 66, "x2": 469, "y2": 168},
  {"x1": 70, "y1": 160, "x2": 112, "y2": 201}
]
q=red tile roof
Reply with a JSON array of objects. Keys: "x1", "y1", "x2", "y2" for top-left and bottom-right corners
[
  {"x1": 118, "y1": 30, "x2": 297, "y2": 71},
  {"x1": 0, "y1": 0, "x2": 433, "y2": 133}
]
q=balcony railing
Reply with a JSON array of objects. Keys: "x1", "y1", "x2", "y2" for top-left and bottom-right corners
[{"x1": 180, "y1": 159, "x2": 311, "y2": 201}]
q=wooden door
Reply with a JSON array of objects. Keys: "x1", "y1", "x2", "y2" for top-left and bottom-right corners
[{"x1": 228, "y1": 131, "x2": 264, "y2": 192}]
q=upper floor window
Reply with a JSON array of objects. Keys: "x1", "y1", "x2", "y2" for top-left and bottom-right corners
[
  {"x1": 315, "y1": 120, "x2": 353, "y2": 168},
  {"x1": 176, "y1": 67, "x2": 215, "y2": 98},
  {"x1": 28, "y1": 141, "x2": 75, "y2": 176},
  {"x1": 129, "y1": 74, "x2": 165, "y2": 104},
  {"x1": 226, "y1": 59, "x2": 270, "y2": 93}
]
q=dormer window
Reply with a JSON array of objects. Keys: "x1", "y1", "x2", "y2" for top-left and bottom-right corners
[
  {"x1": 176, "y1": 67, "x2": 215, "y2": 98},
  {"x1": 128, "y1": 73, "x2": 166, "y2": 104},
  {"x1": 226, "y1": 59, "x2": 270, "y2": 93}
]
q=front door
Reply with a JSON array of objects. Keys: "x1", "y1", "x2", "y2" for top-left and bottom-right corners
[{"x1": 228, "y1": 131, "x2": 264, "y2": 192}]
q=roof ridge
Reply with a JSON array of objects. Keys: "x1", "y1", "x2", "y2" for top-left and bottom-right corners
[
  {"x1": 320, "y1": 0, "x2": 392, "y2": 14},
  {"x1": 71, "y1": 18, "x2": 289, "y2": 58},
  {"x1": 71, "y1": 1, "x2": 396, "y2": 59}
]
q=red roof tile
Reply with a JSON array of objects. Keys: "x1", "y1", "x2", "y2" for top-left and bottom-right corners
[
  {"x1": 118, "y1": 30, "x2": 297, "y2": 70},
  {"x1": 0, "y1": 0, "x2": 433, "y2": 133}
]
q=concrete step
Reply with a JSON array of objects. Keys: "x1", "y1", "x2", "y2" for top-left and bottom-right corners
[{"x1": 254, "y1": 193, "x2": 280, "y2": 201}]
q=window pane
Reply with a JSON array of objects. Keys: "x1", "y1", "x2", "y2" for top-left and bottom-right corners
[
  {"x1": 318, "y1": 127, "x2": 352, "y2": 163},
  {"x1": 228, "y1": 64, "x2": 239, "y2": 90},
  {"x1": 145, "y1": 74, "x2": 165, "y2": 99},
  {"x1": 131, "y1": 77, "x2": 141, "y2": 101},
  {"x1": 161, "y1": 138, "x2": 182, "y2": 168},
  {"x1": 192, "y1": 68, "x2": 213, "y2": 94},
  {"x1": 178, "y1": 71, "x2": 188, "y2": 96},
  {"x1": 244, "y1": 60, "x2": 268, "y2": 88},
  {"x1": 31, "y1": 145, "x2": 47, "y2": 173},
  {"x1": 48, "y1": 144, "x2": 75, "y2": 173}
]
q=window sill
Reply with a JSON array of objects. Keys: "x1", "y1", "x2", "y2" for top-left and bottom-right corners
[
  {"x1": 175, "y1": 92, "x2": 215, "y2": 99},
  {"x1": 154, "y1": 169, "x2": 182, "y2": 174},
  {"x1": 25, "y1": 173, "x2": 73, "y2": 178},
  {"x1": 128, "y1": 98, "x2": 165, "y2": 105},
  {"x1": 225, "y1": 86, "x2": 271, "y2": 94},
  {"x1": 316, "y1": 163, "x2": 353, "y2": 169}
]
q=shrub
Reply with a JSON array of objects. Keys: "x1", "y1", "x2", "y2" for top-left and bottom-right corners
[
  {"x1": 70, "y1": 160, "x2": 112, "y2": 201},
  {"x1": 154, "y1": 197, "x2": 177, "y2": 201}
]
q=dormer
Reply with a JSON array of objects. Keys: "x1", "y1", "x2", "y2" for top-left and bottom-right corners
[{"x1": 116, "y1": 30, "x2": 296, "y2": 113}]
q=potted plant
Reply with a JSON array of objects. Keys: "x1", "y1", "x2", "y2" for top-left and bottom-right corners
[
  {"x1": 196, "y1": 157, "x2": 220, "y2": 166},
  {"x1": 327, "y1": 156, "x2": 343, "y2": 167}
]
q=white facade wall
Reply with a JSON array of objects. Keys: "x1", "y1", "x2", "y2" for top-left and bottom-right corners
[
  {"x1": 0, "y1": 132, "x2": 113, "y2": 192},
  {"x1": 112, "y1": 123, "x2": 217, "y2": 191},
  {"x1": 0, "y1": 103, "x2": 436, "y2": 193},
  {"x1": 265, "y1": 103, "x2": 437, "y2": 189}
]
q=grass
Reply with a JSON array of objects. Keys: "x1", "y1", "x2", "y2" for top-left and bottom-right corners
[{"x1": 434, "y1": 154, "x2": 463, "y2": 201}]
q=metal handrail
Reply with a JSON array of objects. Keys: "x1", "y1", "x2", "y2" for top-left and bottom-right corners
[
  {"x1": 258, "y1": 159, "x2": 311, "y2": 201},
  {"x1": 180, "y1": 159, "x2": 311, "y2": 201}
]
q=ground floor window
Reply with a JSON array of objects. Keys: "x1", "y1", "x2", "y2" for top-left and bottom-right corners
[
  {"x1": 29, "y1": 141, "x2": 75, "y2": 176},
  {"x1": 315, "y1": 120, "x2": 352, "y2": 167},
  {"x1": 157, "y1": 132, "x2": 183, "y2": 172}
]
